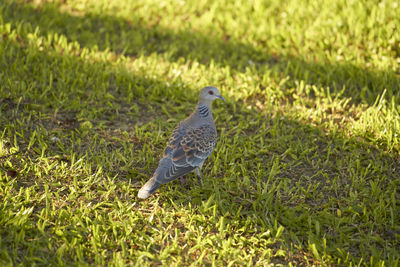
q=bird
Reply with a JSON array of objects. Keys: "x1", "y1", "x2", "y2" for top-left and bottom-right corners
[{"x1": 137, "y1": 86, "x2": 225, "y2": 199}]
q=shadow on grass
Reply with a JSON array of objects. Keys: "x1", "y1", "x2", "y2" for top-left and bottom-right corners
[
  {"x1": 169, "y1": 111, "x2": 400, "y2": 264},
  {"x1": 2, "y1": 0, "x2": 400, "y2": 105},
  {"x1": 1, "y1": 2, "x2": 400, "y2": 265}
]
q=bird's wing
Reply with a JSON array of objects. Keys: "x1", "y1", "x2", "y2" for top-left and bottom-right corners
[
  {"x1": 158, "y1": 124, "x2": 217, "y2": 183},
  {"x1": 172, "y1": 124, "x2": 217, "y2": 166},
  {"x1": 163, "y1": 122, "x2": 186, "y2": 157}
]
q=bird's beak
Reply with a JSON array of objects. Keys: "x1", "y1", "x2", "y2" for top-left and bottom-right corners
[{"x1": 217, "y1": 95, "x2": 225, "y2": 101}]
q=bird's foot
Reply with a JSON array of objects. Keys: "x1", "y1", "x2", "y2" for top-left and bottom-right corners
[{"x1": 195, "y1": 169, "x2": 204, "y2": 185}]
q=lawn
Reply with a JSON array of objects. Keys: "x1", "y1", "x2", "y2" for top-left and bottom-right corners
[{"x1": 0, "y1": 0, "x2": 399, "y2": 265}]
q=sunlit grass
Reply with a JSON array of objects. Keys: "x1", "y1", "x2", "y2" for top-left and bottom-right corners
[{"x1": 1, "y1": 0, "x2": 399, "y2": 265}]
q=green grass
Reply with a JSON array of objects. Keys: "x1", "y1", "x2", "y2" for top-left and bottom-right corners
[{"x1": 1, "y1": 0, "x2": 400, "y2": 265}]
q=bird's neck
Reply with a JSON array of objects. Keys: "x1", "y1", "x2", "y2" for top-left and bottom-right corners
[{"x1": 195, "y1": 101, "x2": 212, "y2": 118}]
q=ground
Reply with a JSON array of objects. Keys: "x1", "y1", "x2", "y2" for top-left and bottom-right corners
[{"x1": 0, "y1": 0, "x2": 400, "y2": 266}]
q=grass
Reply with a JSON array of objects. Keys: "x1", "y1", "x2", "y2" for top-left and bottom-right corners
[{"x1": 0, "y1": 0, "x2": 399, "y2": 265}]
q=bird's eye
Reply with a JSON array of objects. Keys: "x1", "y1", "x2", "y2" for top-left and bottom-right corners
[{"x1": 208, "y1": 90, "x2": 214, "y2": 95}]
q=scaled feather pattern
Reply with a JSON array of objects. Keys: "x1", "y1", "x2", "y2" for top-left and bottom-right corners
[{"x1": 137, "y1": 86, "x2": 224, "y2": 199}]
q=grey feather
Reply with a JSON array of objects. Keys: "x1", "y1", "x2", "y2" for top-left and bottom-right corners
[{"x1": 138, "y1": 86, "x2": 224, "y2": 199}]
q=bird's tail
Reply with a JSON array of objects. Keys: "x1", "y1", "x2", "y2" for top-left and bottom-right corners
[{"x1": 137, "y1": 177, "x2": 161, "y2": 199}]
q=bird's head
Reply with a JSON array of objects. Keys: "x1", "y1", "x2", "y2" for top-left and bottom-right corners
[{"x1": 198, "y1": 86, "x2": 225, "y2": 103}]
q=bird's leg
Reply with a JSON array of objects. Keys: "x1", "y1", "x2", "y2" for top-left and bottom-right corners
[
  {"x1": 196, "y1": 162, "x2": 204, "y2": 184},
  {"x1": 195, "y1": 168, "x2": 203, "y2": 183}
]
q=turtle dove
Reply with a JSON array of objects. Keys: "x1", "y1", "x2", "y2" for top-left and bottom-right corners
[{"x1": 137, "y1": 86, "x2": 225, "y2": 199}]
